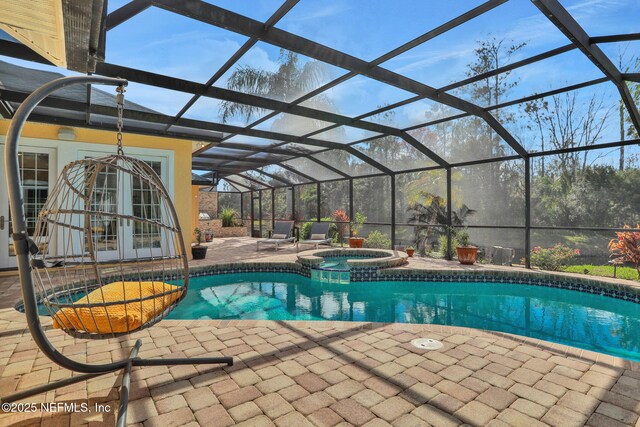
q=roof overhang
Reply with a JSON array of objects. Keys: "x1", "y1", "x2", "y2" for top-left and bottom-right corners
[{"x1": 0, "y1": 0, "x2": 106, "y2": 73}]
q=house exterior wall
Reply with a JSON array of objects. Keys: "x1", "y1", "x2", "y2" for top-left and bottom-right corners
[
  {"x1": 0, "y1": 120, "x2": 194, "y2": 259},
  {"x1": 198, "y1": 191, "x2": 217, "y2": 218}
]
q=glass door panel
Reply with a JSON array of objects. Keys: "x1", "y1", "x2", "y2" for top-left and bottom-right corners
[
  {"x1": 132, "y1": 161, "x2": 163, "y2": 251},
  {"x1": 88, "y1": 162, "x2": 119, "y2": 254},
  {"x1": 0, "y1": 149, "x2": 54, "y2": 268}
]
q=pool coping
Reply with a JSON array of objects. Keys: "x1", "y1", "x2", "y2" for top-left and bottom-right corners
[{"x1": 188, "y1": 259, "x2": 640, "y2": 304}]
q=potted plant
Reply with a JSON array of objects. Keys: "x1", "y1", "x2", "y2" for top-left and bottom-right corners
[
  {"x1": 406, "y1": 246, "x2": 415, "y2": 257},
  {"x1": 349, "y1": 212, "x2": 367, "y2": 248},
  {"x1": 455, "y1": 228, "x2": 478, "y2": 265},
  {"x1": 192, "y1": 227, "x2": 208, "y2": 260}
]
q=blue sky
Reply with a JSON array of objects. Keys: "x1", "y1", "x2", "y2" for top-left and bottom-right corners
[{"x1": 2, "y1": 0, "x2": 639, "y2": 161}]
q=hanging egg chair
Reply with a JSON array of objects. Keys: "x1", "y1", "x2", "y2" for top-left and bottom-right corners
[
  {"x1": 32, "y1": 154, "x2": 187, "y2": 339},
  {"x1": 1, "y1": 75, "x2": 232, "y2": 427}
]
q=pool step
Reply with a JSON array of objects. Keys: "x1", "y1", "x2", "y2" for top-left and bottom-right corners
[{"x1": 311, "y1": 268, "x2": 350, "y2": 284}]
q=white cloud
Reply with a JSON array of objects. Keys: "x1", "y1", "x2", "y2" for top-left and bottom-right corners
[
  {"x1": 235, "y1": 46, "x2": 279, "y2": 74},
  {"x1": 287, "y1": 3, "x2": 352, "y2": 22},
  {"x1": 404, "y1": 101, "x2": 431, "y2": 125},
  {"x1": 389, "y1": 45, "x2": 474, "y2": 77}
]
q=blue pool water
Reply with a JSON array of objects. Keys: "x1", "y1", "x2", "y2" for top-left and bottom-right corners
[
  {"x1": 318, "y1": 255, "x2": 383, "y2": 271},
  {"x1": 318, "y1": 257, "x2": 352, "y2": 271},
  {"x1": 167, "y1": 272, "x2": 640, "y2": 361}
]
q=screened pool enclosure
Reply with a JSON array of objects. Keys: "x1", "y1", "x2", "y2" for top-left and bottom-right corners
[{"x1": 1, "y1": 0, "x2": 639, "y2": 268}]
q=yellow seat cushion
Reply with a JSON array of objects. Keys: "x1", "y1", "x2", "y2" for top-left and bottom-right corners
[{"x1": 52, "y1": 281, "x2": 183, "y2": 334}]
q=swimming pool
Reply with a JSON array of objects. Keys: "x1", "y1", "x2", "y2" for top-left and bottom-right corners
[{"x1": 167, "y1": 272, "x2": 640, "y2": 361}]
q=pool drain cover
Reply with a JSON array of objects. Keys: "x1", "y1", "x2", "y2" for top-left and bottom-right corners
[{"x1": 411, "y1": 338, "x2": 443, "y2": 350}]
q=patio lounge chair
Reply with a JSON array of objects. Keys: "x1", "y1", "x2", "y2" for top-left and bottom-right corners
[
  {"x1": 297, "y1": 222, "x2": 332, "y2": 252},
  {"x1": 256, "y1": 220, "x2": 295, "y2": 251}
]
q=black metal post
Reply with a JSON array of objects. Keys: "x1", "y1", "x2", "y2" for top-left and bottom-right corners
[
  {"x1": 316, "y1": 182, "x2": 321, "y2": 221},
  {"x1": 390, "y1": 174, "x2": 396, "y2": 248},
  {"x1": 525, "y1": 157, "x2": 532, "y2": 268},
  {"x1": 446, "y1": 168, "x2": 453, "y2": 260},
  {"x1": 258, "y1": 189, "x2": 263, "y2": 237},
  {"x1": 349, "y1": 178, "x2": 354, "y2": 237},
  {"x1": 271, "y1": 188, "x2": 275, "y2": 228},
  {"x1": 291, "y1": 186, "x2": 296, "y2": 221},
  {"x1": 250, "y1": 190, "x2": 255, "y2": 236}
]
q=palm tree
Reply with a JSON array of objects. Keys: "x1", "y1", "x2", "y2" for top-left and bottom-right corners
[
  {"x1": 406, "y1": 191, "x2": 476, "y2": 254},
  {"x1": 219, "y1": 49, "x2": 348, "y2": 183},
  {"x1": 220, "y1": 49, "x2": 334, "y2": 128}
]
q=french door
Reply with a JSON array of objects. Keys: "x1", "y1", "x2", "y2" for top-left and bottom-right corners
[
  {"x1": 0, "y1": 147, "x2": 56, "y2": 268},
  {"x1": 78, "y1": 151, "x2": 168, "y2": 262}
]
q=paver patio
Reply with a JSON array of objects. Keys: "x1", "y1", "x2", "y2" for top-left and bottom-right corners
[{"x1": 0, "y1": 238, "x2": 639, "y2": 426}]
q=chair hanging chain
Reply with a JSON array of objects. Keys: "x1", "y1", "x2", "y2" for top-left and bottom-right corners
[{"x1": 116, "y1": 85, "x2": 126, "y2": 155}]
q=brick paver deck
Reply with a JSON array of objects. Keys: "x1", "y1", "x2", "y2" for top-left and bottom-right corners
[{"x1": 0, "y1": 237, "x2": 639, "y2": 426}]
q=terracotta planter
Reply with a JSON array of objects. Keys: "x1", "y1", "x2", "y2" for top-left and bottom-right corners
[
  {"x1": 348, "y1": 237, "x2": 364, "y2": 248},
  {"x1": 406, "y1": 248, "x2": 415, "y2": 257},
  {"x1": 456, "y1": 246, "x2": 478, "y2": 265},
  {"x1": 192, "y1": 246, "x2": 208, "y2": 260}
]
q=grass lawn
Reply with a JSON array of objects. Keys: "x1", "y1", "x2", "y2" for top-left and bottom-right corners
[{"x1": 562, "y1": 264, "x2": 639, "y2": 281}]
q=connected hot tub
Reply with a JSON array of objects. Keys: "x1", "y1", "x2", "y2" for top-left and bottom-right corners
[{"x1": 297, "y1": 249, "x2": 408, "y2": 284}]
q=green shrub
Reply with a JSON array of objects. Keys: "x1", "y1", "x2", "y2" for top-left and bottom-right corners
[
  {"x1": 299, "y1": 221, "x2": 313, "y2": 240},
  {"x1": 299, "y1": 219, "x2": 339, "y2": 242},
  {"x1": 456, "y1": 228, "x2": 471, "y2": 247},
  {"x1": 220, "y1": 207, "x2": 237, "y2": 227},
  {"x1": 351, "y1": 212, "x2": 367, "y2": 237},
  {"x1": 320, "y1": 217, "x2": 339, "y2": 243},
  {"x1": 437, "y1": 231, "x2": 459, "y2": 258},
  {"x1": 531, "y1": 244, "x2": 580, "y2": 271},
  {"x1": 193, "y1": 227, "x2": 202, "y2": 245},
  {"x1": 364, "y1": 230, "x2": 391, "y2": 249}
]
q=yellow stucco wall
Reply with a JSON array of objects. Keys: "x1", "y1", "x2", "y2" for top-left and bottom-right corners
[{"x1": 0, "y1": 120, "x2": 195, "y2": 255}]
